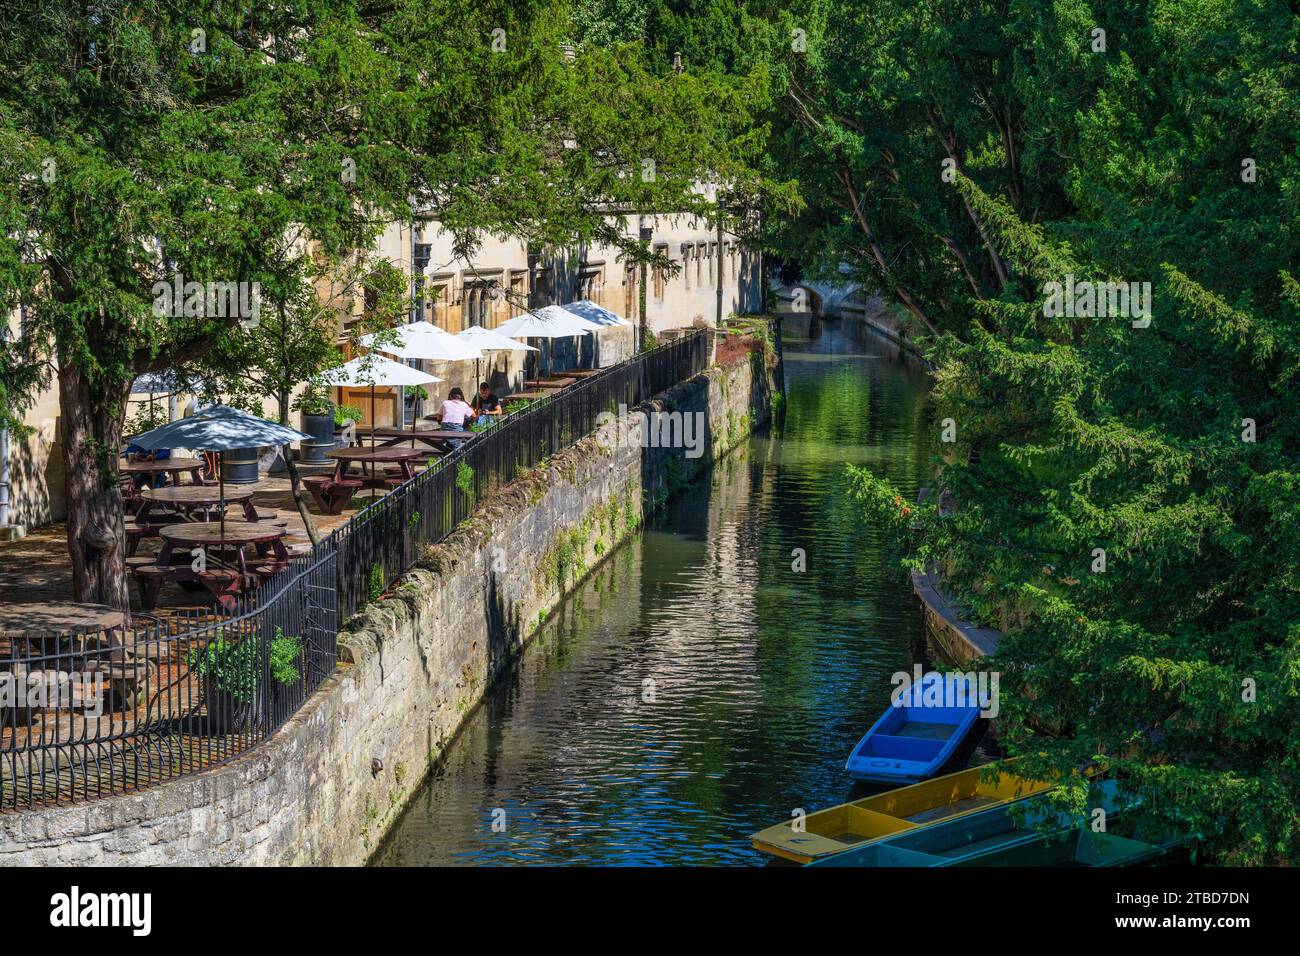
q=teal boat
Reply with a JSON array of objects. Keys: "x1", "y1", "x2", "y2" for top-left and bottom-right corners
[{"x1": 808, "y1": 781, "x2": 1184, "y2": 867}]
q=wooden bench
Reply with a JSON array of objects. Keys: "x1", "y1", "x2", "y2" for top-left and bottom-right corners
[
  {"x1": 249, "y1": 508, "x2": 290, "y2": 527},
  {"x1": 303, "y1": 477, "x2": 363, "y2": 515},
  {"x1": 196, "y1": 569, "x2": 258, "y2": 610},
  {"x1": 125, "y1": 516, "x2": 186, "y2": 557},
  {"x1": 87, "y1": 658, "x2": 154, "y2": 711},
  {"x1": 252, "y1": 560, "x2": 291, "y2": 581},
  {"x1": 281, "y1": 540, "x2": 313, "y2": 558}
]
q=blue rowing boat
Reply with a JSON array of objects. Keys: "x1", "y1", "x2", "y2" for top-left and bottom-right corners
[{"x1": 845, "y1": 671, "x2": 986, "y2": 784}]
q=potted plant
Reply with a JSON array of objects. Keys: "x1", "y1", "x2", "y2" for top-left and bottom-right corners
[
  {"x1": 188, "y1": 628, "x2": 303, "y2": 735},
  {"x1": 333, "y1": 403, "x2": 364, "y2": 448},
  {"x1": 294, "y1": 382, "x2": 335, "y2": 464}
]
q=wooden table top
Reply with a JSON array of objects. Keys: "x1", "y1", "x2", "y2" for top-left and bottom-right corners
[
  {"x1": 0, "y1": 602, "x2": 127, "y2": 637},
  {"x1": 329, "y1": 446, "x2": 428, "y2": 462},
  {"x1": 140, "y1": 486, "x2": 254, "y2": 506},
  {"x1": 525, "y1": 378, "x2": 576, "y2": 389},
  {"x1": 559, "y1": 369, "x2": 602, "y2": 378},
  {"x1": 368, "y1": 427, "x2": 476, "y2": 441},
  {"x1": 503, "y1": 391, "x2": 548, "y2": 403},
  {"x1": 159, "y1": 521, "x2": 285, "y2": 546},
  {"x1": 120, "y1": 457, "x2": 206, "y2": 474}
]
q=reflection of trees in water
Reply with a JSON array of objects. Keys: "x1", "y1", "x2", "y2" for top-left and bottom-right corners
[{"x1": 375, "y1": 325, "x2": 937, "y2": 864}]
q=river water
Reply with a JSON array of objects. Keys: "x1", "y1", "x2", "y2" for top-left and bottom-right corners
[{"x1": 374, "y1": 318, "x2": 935, "y2": 866}]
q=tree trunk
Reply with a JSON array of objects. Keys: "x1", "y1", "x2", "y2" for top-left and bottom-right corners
[
  {"x1": 273, "y1": 378, "x2": 320, "y2": 547},
  {"x1": 59, "y1": 363, "x2": 131, "y2": 611},
  {"x1": 283, "y1": 449, "x2": 321, "y2": 547}
]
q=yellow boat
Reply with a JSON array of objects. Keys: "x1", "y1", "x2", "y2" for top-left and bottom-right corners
[{"x1": 752, "y1": 760, "x2": 1058, "y2": 864}]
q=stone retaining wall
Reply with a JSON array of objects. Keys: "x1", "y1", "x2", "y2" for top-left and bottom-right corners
[{"x1": 0, "y1": 341, "x2": 776, "y2": 866}]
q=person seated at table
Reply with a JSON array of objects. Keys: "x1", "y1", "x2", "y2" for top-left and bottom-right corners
[
  {"x1": 124, "y1": 443, "x2": 173, "y2": 489},
  {"x1": 472, "y1": 382, "x2": 502, "y2": 427},
  {"x1": 435, "y1": 388, "x2": 475, "y2": 447}
]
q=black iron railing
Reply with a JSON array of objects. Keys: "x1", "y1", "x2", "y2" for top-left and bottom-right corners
[
  {"x1": 0, "y1": 330, "x2": 707, "y2": 810},
  {"x1": 333, "y1": 330, "x2": 708, "y2": 621},
  {"x1": 0, "y1": 547, "x2": 337, "y2": 810}
]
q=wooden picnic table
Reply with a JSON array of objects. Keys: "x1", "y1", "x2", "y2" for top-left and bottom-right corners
[
  {"x1": 0, "y1": 602, "x2": 144, "y2": 716},
  {"x1": 0, "y1": 602, "x2": 128, "y2": 652},
  {"x1": 126, "y1": 487, "x2": 263, "y2": 557},
  {"x1": 301, "y1": 447, "x2": 427, "y2": 514},
  {"x1": 120, "y1": 456, "x2": 207, "y2": 485},
  {"x1": 558, "y1": 368, "x2": 602, "y2": 379},
  {"x1": 133, "y1": 522, "x2": 289, "y2": 610},
  {"x1": 367, "y1": 427, "x2": 476, "y2": 452},
  {"x1": 137, "y1": 486, "x2": 259, "y2": 522},
  {"x1": 524, "y1": 377, "x2": 577, "y2": 389},
  {"x1": 328, "y1": 446, "x2": 426, "y2": 484}
]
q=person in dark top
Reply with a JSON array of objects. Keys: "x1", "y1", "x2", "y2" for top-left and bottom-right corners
[{"x1": 472, "y1": 382, "x2": 502, "y2": 427}]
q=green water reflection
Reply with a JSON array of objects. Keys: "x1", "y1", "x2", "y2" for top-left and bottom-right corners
[{"x1": 374, "y1": 318, "x2": 934, "y2": 865}]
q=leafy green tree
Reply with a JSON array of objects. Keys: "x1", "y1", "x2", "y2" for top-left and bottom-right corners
[
  {"x1": 827, "y1": 1, "x2": 1300, "y2": 861},
  {"x1": 0, "y1": 2, "x2": 416, "y2": 605},
  {"x1": 0, "y1": 1, "x2": 773, "y2": 608}
]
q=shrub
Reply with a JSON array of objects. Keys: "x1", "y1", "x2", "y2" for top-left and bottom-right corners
[
  {"x1": 334, "y1": 404, "x2": 364, "y2": 427},
  {"x1": 456, "y1": 460, "x2": 475, "y2": 498},
  {"x1": 187, "y1": 628, "x2": 303, "y2": 704}
]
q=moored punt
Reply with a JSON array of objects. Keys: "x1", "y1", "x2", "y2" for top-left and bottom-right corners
[
  {"x1": 955, "y1": 827, "x2": 1184, "y2": 867},
  {"x1": 806, "y1": 781, "x2": 1186, "y2": 867},
  {"x1": 845, "y1": 672, "x2": 985, "y2": 784},
  {"x1": 751, "y1": 759, "x2": 1060, "y2": 864}
]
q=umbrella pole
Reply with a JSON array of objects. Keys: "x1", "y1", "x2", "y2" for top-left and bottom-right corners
[
  {"x1": 371, "y1": 385, "x2": 376, "y2": 450},
  {"x1": 218, "y1": 451, "x2": 226, "y2": 568}
]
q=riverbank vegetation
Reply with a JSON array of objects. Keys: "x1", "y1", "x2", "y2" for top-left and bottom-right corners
[{"x1": 793, "y1": 1, "x2": 1300, "y2": 864}]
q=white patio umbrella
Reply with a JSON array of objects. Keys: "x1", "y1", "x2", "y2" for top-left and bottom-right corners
[
  {"x1": 360, "y1": 321, "x2": 484, "y2": 362},
  {"x1": 496, "y1": 304, "x2": 602, "y2": 336},
  {"x1": 360, "y1": 322, "x2": 483, "y2": 429},
  {"x1": 457, "y1": 326, "x2": 538, "y2": 393},
  {"x1": 129, "y1": 405, "x2": 312, "y2": 543},
  {"x1": 318, "y1": 354, "x2": 442, "y2": 448},
  {"x1": 130, "y1": 371, "x2": 180, "y2": 394},
  {"x1": 559, "y1": 300, "x2": 633, "y2": 327},
  {"x1": 130, "y1": 370, "x2": 205, "y2": 428},
  {"x1": 496, "y1": 306, "x2": 601, "y2": 377},
  {"x1": 559, "y1": 301, "x2": 632, "y2": 368}
]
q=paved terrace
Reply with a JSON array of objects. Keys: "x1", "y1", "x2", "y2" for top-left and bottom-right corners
[{"x1": 0, "y1": 467, "x2": 364, "y2": 613}]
